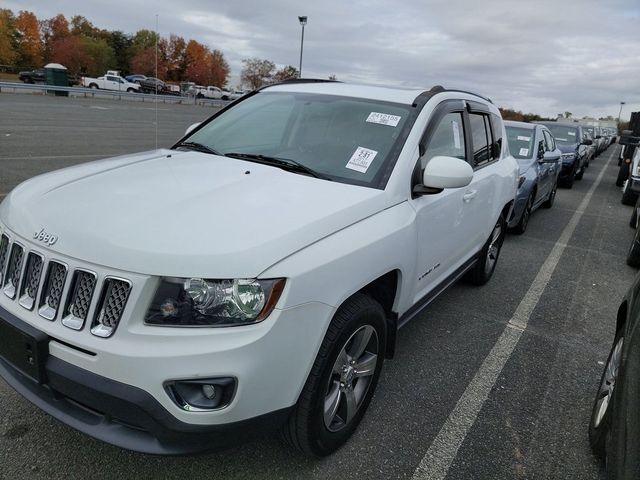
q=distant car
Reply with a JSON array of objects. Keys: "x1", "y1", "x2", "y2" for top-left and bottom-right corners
[
  {"x1": 589, "y1": 272, "x2": 640, "y2": 478},
  {"x1": 125, "y1": 74, "x2": 147, "y2": 83},
  {"x1": 195, "y1": 86, "x2": 223, "y2": 99},
  {"x1": 18, "y1": 68, "x2": 45, "y2": 84},
  {"x1": 81, "y1": 72, "x2": 141, "y2": 93},
  {"x1": 505, "y1": 121, "x2": 561, "y2": 233},
  {"x1": 135, "y1": 76, "x2": 167, "y2": 94},
  {"x1": 535, "y1": 122, "x2": 590, "y2": 188}
]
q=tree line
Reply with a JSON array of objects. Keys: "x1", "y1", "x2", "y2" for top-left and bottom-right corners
[{"x1": 0, "y1": 9, "x2": 301, "y2": 88}]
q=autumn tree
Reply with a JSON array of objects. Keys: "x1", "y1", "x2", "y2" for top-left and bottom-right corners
[
  {"x1": 80, "y1": 36, "x2": 115, "y2": 75},
  {"x1": 209, "y1": 49, "x2": 229, "y2": 87},
  {"x1": 241, "y1": 58, "x2": 275, "y2": 89},
  {"x1": 166, "y1": 34, "x2": 187, "y2": 81},
  {"x1": 40, "y1": 13, "x2": 69, "y2": 62},
  {"x1": 50, "y1": 36, "x2": 93, "y2": 74},
  {"x1": 0, "y1": 9, "x2": 17, "y2": 65},
  {"x1": 129, "y1": 39, "x2": 168, "y2": 77},
  {"x1": 70, "y1": 15, "x2": 97, "y2": 38},
  {"x1": 15, "y1": 11, "x2": 42, "y2": 67},
  {"x1": 273, "y1": 65, "x2": 298, "y2": 82}
]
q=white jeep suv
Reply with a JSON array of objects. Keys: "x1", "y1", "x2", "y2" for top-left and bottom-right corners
[{"x1": 0, "y1": 81, "x2": 517, "y2": 456}]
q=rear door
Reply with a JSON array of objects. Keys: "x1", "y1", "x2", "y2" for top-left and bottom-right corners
[{"x1": 463, "y1": 102, "x2": 502, "y2": 251}]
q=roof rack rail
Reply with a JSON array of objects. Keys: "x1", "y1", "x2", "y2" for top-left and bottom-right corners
[
  {"x1": 276, "y1": 78, "x2": 342, "y2": 85},
  {"x1": 412, "y1": 86, "x2": 493, "y2": 107}
]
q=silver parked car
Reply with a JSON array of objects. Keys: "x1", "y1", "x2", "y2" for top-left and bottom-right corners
[{"x1": 505, "y1": 121, "x2": 562, "y2": 234}]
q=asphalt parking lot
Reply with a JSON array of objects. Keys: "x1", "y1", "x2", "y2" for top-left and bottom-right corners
[{"x1": 0, "y1": 93, "x2": 636, "y2": 480}]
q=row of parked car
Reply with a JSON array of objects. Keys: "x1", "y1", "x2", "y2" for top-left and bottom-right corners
[
  {"x1": 18, "y1": 67, "x2": 245, "y2": 100},
  {"x1": 588, "y1": 127, "x2": 640, "y2": 479},
  {"x1": 503, "y1": 119, "x2": 617, "y2": 234}
]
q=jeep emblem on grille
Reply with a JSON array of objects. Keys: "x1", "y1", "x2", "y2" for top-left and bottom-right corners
[{"x1": 33, "y1": 228, "x2": 58, "y2": 246}]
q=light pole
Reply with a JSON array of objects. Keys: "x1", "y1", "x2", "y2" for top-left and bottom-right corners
[
  {"x1": 618, "y1": 101, "x2": 626, "y2": 132},
  {"x1": 298, "y1": 16, "x2": 307, "y2": 78}
]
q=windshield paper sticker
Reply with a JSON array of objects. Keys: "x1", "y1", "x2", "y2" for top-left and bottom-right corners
[
  {"x1": 568, "y1": 131, "x2": 576, "y2": 136},
  {"x1": 517, "y1": 136, "x2": 530, "y2": 141},
  {"x1": 346, "y1": 147, "x2": 378, "y2": 173},
  {"x1": 519, "y1": 148, "x2": 529, "y2": 157},
  {"x1": 556, "y1": 137, "x2": 568, "y2": 141},
  {"x1": 452, "y1": 121, "x2": 461, "y2": 149},
  {"x1": 366, "y1": 112, "x2": 401, "y2": 127}
]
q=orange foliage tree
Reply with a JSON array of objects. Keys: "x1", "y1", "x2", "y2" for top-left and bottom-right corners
[{"x1": 15, "y1": 11, "x2": 42, "y2": 67}]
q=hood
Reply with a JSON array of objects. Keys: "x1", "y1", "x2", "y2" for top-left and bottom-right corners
[
  {"x1": 557, "y1": 143, "x2": 578, "y2": 154},
  {"x1": 0, "y1": 150, "x2": 390, "y2": 278}
]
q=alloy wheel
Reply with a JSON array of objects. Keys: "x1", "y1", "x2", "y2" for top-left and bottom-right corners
[
  {"x1": 593, "y1": 337, "x2": 624, "y2": 428},
  {"x1": 324, "y1": 325, "x2": 379, "y2": 432}
]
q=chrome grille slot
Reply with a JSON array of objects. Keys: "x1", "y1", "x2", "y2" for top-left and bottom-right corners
[
  {"x1": 0, "y1": 234, "x2": 9, "y2": 283},
  {"x1": 61, "y1": 270, "x2": 96, "y2": 330},
  {"x1": 3, "y1": 243, "x2": 24, "y2": 299},
  {"x1": 91, "y1": 278, "x2": 131, "y2": 338},
  {"x1": 19, "y1": 252, "x2": 44, "y2": 310},
  {"x1": 38, "y1": 261, "x2": 68, "y2": 320}
]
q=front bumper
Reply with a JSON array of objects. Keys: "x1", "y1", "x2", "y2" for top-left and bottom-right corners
[
  {"x1": 559, "y1": 161, "x2": 577, "y2": 179},
  {"x1": 0, "y1": 298, "x2": 333, "y2": 453}
]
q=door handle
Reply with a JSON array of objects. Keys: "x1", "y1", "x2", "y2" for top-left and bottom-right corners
[{"x1": 462, "y1": 190, "x2": 477, "y2": 203}]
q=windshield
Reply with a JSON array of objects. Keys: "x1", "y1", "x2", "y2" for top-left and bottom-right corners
[
  {"x1": 182, "y1": 91, "x2": 414, "y2": 188},
  {"x1": 544, "y1": 124, "x2": 579, "y2": 145},
  {"x1": 505, "y1": 126, "x2": 535, "y2": 161}
]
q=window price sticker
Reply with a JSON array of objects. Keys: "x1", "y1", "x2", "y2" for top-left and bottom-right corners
[
  {"x1": 519, "y1": 148, "x2": 529, "y2": 156},
  {"x1": 568, "y1": 131, "x2": 576, "y2": 136},
  {"x1": 346, "y1": 147, "x2": 378, "y2": 173},
  {"x1": 517, "y1": 136, "x2": 530, "y2": 141},
  {"x1": 366, "y1": 112, "x2": 401, "y2": 127},
  {"x1": 452, "y1": 120, "x2": 461, "y2": 149}
]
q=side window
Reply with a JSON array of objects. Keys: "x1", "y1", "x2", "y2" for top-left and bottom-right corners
[
  {"x1": 422, "y1": 112, "x2": 466, "y2": 165},
  {"x1": 537, "y1": 140, "x2": 545, "y2": 160},
  {"x1": 469, "y1": 113, "x2": 491, "y2": 167},
  {"x1": 106, "y1": 76, "x2": 116, "y2": 82}
]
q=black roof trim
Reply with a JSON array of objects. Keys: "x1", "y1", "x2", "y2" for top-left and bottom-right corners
[{"x1": 265, "y1": 78, "x2": 342, "y2": 87}]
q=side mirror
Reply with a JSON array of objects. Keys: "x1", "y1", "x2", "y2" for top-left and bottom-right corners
[
  {"x1": 543, "y1": 151, "x2": 561, "y2": 162},
  {"x1": 185, "y1": 122, "x2": 201, "y2": 136},
  {"x1": 422, "y1": 156, "x2": 473, "y2": 189},
  {"x1": 582, "y1": 138, "x2": 593, "y2": 145}
]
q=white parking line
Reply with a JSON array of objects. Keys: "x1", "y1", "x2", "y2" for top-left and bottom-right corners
[{"x1": 412, "y1": 149, "x2": 615, "y2": 480}]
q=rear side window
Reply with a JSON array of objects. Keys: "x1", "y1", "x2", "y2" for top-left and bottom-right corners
[
  {"x1": 422, "y1": 112, "x2": 466, "y2": 168},
  {"x1": 469, "y1": 113, "x2": 491, "y2": 167},
  {"x1": 490, "y1": 114, "x2": 503, "y2": 159}
]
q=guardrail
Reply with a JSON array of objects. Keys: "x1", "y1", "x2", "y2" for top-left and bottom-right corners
[{"x1": 0, "y1": 81, "x2": 231, "y2": 108}]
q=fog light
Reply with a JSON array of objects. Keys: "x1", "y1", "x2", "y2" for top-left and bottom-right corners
[
  {"x1": 165, "y1": 377, "x2": 236, "y2": 411},
  {"x1": 202, "y1": 384, "x2": 216, "y2": 400}
]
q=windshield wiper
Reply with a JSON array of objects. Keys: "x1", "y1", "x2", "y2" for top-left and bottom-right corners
[
  {"x1": 224, "y1": 153, "x2": 329, "y2": 180},
  {"x1": 175, "y1": 141, "x2": 222, "y2": 156}
]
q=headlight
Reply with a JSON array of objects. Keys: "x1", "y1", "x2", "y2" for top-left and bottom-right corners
[
  {"x1": 145, "y1": 277, "x2": 285, "y2": 326},
  {"x1": 635, "y1": 164, "x2": 640, "y2": 176}
]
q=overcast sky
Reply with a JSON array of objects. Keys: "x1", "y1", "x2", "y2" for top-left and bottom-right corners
[{"x1": 6, "y1": 0, "x2": 640, "y2": 120}]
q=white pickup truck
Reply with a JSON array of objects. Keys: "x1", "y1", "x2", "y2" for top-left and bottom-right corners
[
  {"x1": 82, "y1": 71, "x2": 141, "y2": 92},
  {"x1": 193, "y1": 85, "x2": 223, "y2": 99},
  {"x1": 0, "y1": 81, "x2": 517, "y2": 457}
]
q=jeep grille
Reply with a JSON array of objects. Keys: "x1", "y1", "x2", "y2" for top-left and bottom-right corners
[
  {"x1": 3, "y1": 243, "x2": 24, "y2": 299},
  {"x1": 91, "y1": 278, "x2": 131, "y2": 338}
]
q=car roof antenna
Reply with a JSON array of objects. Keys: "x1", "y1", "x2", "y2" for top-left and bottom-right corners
[{"x1": 155, "y1": 14, "x2": 159, "y2": 150}]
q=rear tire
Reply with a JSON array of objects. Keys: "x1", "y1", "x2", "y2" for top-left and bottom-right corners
[
  {"x1": 616, "y1": 163, "x2": 629, "y2": 187},
  {"x1": 465, "y1": 212, "x2": 506, "y2": 285},
  {"x1": 89, "y1": 83, "x2": 98, "y2": 89},
  {"x1": 575, "y1": 165, "x2": 584, "y2": 180},
  {"x1": 621, "y1": 182, "x2": 637, "y2": 206},
  {"x1": 630, "y1": 203, "x2": 638, "y2": 228},
  {"x1": 282, "y1": 293, "x2": 386, "y2": 457},
  {"x1": 589, "y1": 330, "x2": 624, "y2": 457}
]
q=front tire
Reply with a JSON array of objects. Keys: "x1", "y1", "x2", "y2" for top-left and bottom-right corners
[
  {"x1": 627, "y1": 229, "x2": 640, "y2": 267},
  {"x1": 512, "y1": 194, "x2": 533, "y2": 235},
  {"x1": 621, "y1": 181, "x2": 637, "y2": 206},
  {"x1": 282, "y1": 293, "x2": 386, "y2": 457},
  {"x1": 466, "y1": 212, "x2": 506, "y2": 285},
  {"x1": 542, "y1": 181, "x2": 557, "y2": 209},
  {"x1": 589, "y1": 331, "x2": 624, "y2": 457}
]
